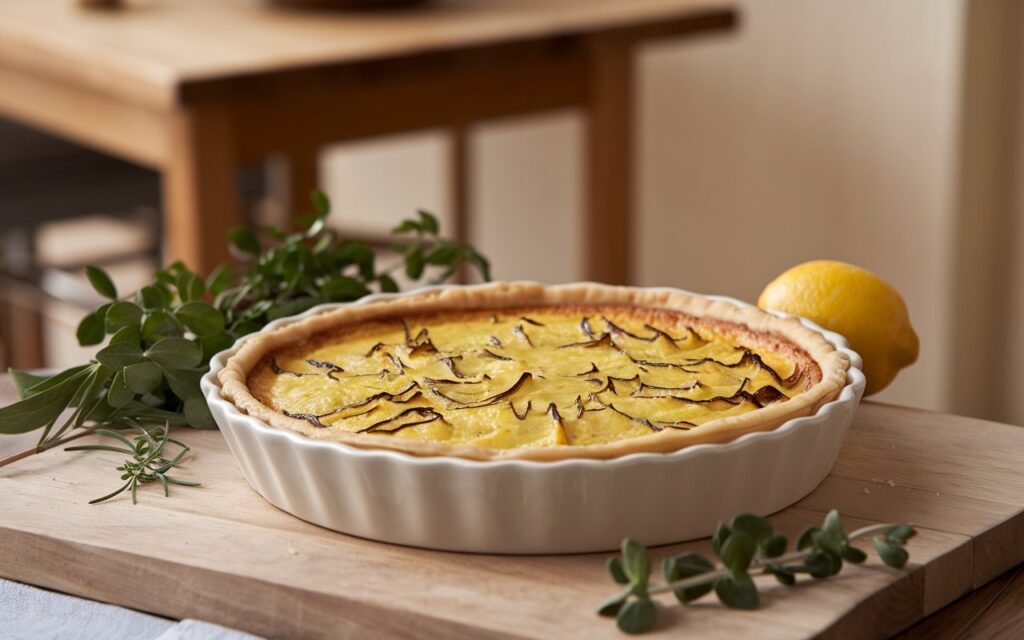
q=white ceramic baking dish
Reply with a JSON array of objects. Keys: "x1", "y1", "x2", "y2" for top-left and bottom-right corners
[{"x1": 200, "y1": 284, "x2": 865, "y2": 554}]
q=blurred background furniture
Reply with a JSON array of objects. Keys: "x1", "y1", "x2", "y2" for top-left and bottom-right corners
[
  {"x1": 0, "y1": 118, "x2": 267, "y2": 370},
  {"x1": 0, "y1": 0, "x2": 736, "y2": 281},
  {"x1": 0, "y1": 118, "x2": 161, "y2": 370}
]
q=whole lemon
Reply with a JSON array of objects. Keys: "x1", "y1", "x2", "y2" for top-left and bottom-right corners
[{"x1": 757, "y1": 260, "x2": 919, "y2": 396}]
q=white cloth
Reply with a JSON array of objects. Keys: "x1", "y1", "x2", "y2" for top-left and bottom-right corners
[{"x1": 0, "y1": 578, "x2": 260, "y2": 640}]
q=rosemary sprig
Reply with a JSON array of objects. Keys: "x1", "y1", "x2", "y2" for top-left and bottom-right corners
[
  {"x1": 66, "y1": 424, "x2": 199, "y2": 504},
  {"x1": 0, "y1": 191, "x2": 490, "y2": 502},
  {"x1": 600, "y1": 510, "x2": 916, "y2": 633}
]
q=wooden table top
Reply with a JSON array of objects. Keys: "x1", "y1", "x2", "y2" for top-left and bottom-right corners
[
  {"x1": 0, "y1": 0, "x2": 733, "y2": 105},
  {"x1": 1, "y1": 368, "x2": 1023, "y2": 639}
]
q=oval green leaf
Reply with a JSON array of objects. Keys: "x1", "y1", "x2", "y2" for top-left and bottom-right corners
[
  {"x1": 616, "y1": 599, "x2": 656, "y2": 634},
  {"x1": 719, "y1": 531, "x2": 755, "y2": 576},
  {"x1": 405, "y1": 247, "x2": 425, "y2": 280},
  {"x1": 730, "y1": 513, "x2": 774, "y2": 544},
  {"x1": 322, "y1": 277, "x2": 370, "y2": 302},
  {"x1": 124, "y1": 361, "x2": 163, "y2": 395},
  {"x1": 711, "y1": 522, "x2": 731, "y2": 556},
  {"x1": 228, "y1": 226, "x2": 261, "y2": 255},
  {"x1": 311, "y1": 189, "x2": 331, "y2": 216},
  {"x1": 606, "y1": 557, "x2": 629, "y2": 585},
  {"x1": 142, "y1": 310, "x2": 185, "y2": 343},
  {"x1": 714, "y1": 574, "x2": 759, "y2": 610},
  {"x1": 762, "y1": 533, "x2": 789, "y2": 558},
  {"x1": 663, "y1": 552, "x2": 715, "y2": 604},
  {"x1": 175, "y1": 301, "x2": 225, "y2": 336},
  {"x1": 145, "y1": 337, "x2": 202, "y2": 370},
  {"x1": 597, "y1": 593, "x2": 627, "y2": 618},
  {"x1": 873, "y1": 537, "x2": 909, "y2": 568},
  {"x1": 96, "y1": 342, "x2": 144, "y2": 369},
  {"x1": 378, "y1": 274, "x2": 399, "y2": 293},
  {"x1": 184, "y1": 397, "x2": 217, "y2": 429},
  {"x1": 621, "y1": 538, "x2": 651, "y2": 585},
  {"x1": 85, "y1": 265, "x2": 117, "y2": 300},
  {"x1": 106, "y1": 370, "x2": 134, "y2": 408},
  {"x1": 105, "y1": 301, "x2": 143, "y2": 333},
  {"x1": 76, "y1": 312, "x2": 105, "y2": 346},
  {"x1": 417, "y1": 210, "x2": 439, "y2": 234}
]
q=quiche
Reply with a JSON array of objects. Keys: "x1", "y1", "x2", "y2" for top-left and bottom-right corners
[{"x1": 218, "y1": 283, "x2": 850, "y2": 460}]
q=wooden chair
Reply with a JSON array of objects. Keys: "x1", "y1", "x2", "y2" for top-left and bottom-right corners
[
  {"x1": 0, "y1": 118, "x2": 271, "y2": 370},
  {"x1": 0, "y1": 118, "x2": 161, "y2": 369}
]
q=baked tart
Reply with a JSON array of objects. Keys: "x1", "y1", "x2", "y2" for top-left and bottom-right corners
[{"x1": 218, "y1": 283, "x2": 849, "y2": 460}]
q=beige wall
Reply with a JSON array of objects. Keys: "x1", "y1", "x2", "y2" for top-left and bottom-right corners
[
  {"x1": 326, "y1": 0, "x2": 1024, "y2": 421},
  {"x1": 634, "y1": 0, "x2": 963, "y2": 411}
]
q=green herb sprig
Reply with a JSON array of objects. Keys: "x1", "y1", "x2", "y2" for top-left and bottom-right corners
[
  {"x1": 0, "y1": 191, "x2": 490, "y2": 503},
  {"x1": 601, "y1": 510, "x2": 916, "y2": 634},
  {"x1": 65, "y1": 424, "x2": 200, "y2": 504}
]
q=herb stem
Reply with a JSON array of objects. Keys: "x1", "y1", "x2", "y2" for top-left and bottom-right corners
[
  {"x1": 0, "y1": 427, "x2": 98, "y2": 469},
  {"x1": 646, "y1": 522, "x2": 907, "y2": 596},
  {"x1": 646, "y1": 569, "x2": 730, "y2": 596}
]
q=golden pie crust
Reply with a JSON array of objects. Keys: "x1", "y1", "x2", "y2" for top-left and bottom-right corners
[{"x1": 218, "y1": 283, "x2": 850, "y2": 461}]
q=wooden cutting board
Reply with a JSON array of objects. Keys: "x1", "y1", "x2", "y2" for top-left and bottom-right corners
[{"x1": 2, "y1": 388, "x2": 1023, "y2": 639}]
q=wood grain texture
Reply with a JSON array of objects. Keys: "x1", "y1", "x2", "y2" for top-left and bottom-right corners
[
  {"x1": 584, "y1": 32, "x2": 634, "y2": 285},
  {"x1": 0, "y1": 0, "x2": 734, "y2": 102},
  {"x1": 162, "y1": 104, "x2": 242, "y2": 273},
  {"x1": 898, "y1": 565, "x2": 1024, "y2": 639},
  {"x1": 0, "y1": 0, "x2": 736, "y2": 290},
  {"x1": 0, "y1": 386, "x2": 1022, "y2": 639}
]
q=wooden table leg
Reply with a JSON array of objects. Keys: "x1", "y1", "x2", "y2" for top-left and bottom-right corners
[
  {"x1": 449, "y1": 124, "x2": 472, "y2": 283},
  {"x1": 1, "y1": 229, "x2": 46, "y2": 369},
  {"x1": 584, "y1": 34, "x2": 634, "y2": 286},
  {"x1": 286, "y1": 148, "x2": 320, "y2": 222},
  {"x1": 162, "y1": 105, "x2": 242, "y2": 274}
]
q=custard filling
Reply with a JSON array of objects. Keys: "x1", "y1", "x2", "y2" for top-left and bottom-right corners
[{"x1": 248, "y1": 306, "x2": 818, "y2": 449}]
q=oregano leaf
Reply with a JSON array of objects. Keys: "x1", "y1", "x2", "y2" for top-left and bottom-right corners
[
  {"x1": 405, "y1": 247, "x2": 425, "y2": 280},
  {"x1": 712, "y1": 522, "x2": 731, "y2": 556},
  {"x1": 873, "y1": 537, "x2": 909, "y2": 568},
  {"x1": 607, "y1": 557, "x2": 629, "y2": 585},
  {"x1": 228, "y1": 226, "x2": 261, "y2": 255},
  {"x1": 616, "y1": 599, "x2": 656, "y2": 634},
  {"x1": 714, "y1": 574, "x2": 759, "y2": 610},
  {"x1": 663, "y1": 553, "x2": 715, "y2": 604},
  {"x1": 885, "y1": 524, "x2": 916, "y2": 544},
  {"x1": 597, "y1": 593, "x2": 627, "y2": 617},
  {"x1": 795, "y1": 526, "x2": 819, "y2": 551},
  {"x1": 762, "y1": 533, "x2": 788, "y2": 558},
  {"x1": 378, "y1": 274, "x2": 399, "y2": 293},
  {"x1": 730, "y1": 513, "x2": 773, "y2": 544},
  {"x1": 417, "y1": 210, "x2": 439, "y2": 234},
  {"x1": 719, "y1": 531, "x2": 755, "y2": 576},
  {"x1": 841, "y1": 544, "x2": 868, "y2": 564},
  {"x1": 621, "y1": 538, "x2": 651, "y2": 586},
  {"x1": 311, "y1": 189, "x2": 331, "y2": 217}
]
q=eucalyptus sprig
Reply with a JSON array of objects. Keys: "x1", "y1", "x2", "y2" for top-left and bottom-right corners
[
  {"x1": 0, "y1": 191, "x2": 490, "y2": 503},
  {"x1": 600, "y1": 510, "x2": 916, "y2": 634}
]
